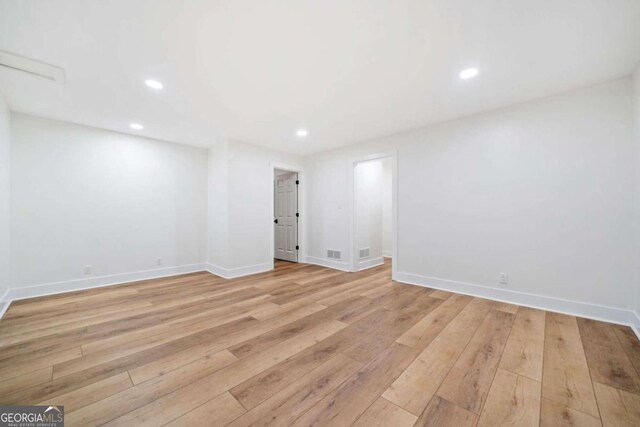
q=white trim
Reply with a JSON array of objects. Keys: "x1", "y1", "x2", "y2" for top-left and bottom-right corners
[
  {"x1": 630, "y1": 310, "x2": 640, "y2": 339},
  {"x1": 632, "y1": 316, "x2": 640, "y2": 340},
  {"x1": 382, "y1": 250, "x2": 392, "y2": 258},
  {"x1": 2, "y1": 258, "x2": 639, "y2": 342},
  {"x1": 349, "y1": 151, "x2": 398, "y2": 278},
  {"x1": 0, "y1": 289, "x2": 10, "y2": 319},
  {"x1": 206, "y1": 262, "x2": 272, "y2": 279},
  {"x1": 1, "y1": 263, "x2": 207, "y2": 306},
  {"x1": 305, "y1": 256, "x2": 352, "y2": 272},
  {"x1": 396, "y1": 270, "x2": 640, "y2": 338},
  {"x1": 269, "y1": 162, "x2": 306, "y2": 269},
  {"x1": 0, "y1": 302, "x2": 9, "y2": 319},
  {"x1": 357, "y1": 257, "x2": 384, "y2": 271}
]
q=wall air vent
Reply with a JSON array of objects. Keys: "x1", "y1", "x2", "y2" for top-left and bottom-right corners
[
  {"x1": 327, "y1": 250, "x2": 342, "y2": 260},
  {"x1": 359, "y1": 248, "x2": 370, "y2": 259},
  {"x1": 0, "y1": 50, "x2": 65, "y2": 82}
]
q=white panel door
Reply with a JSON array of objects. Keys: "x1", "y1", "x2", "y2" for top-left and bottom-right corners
[{"x1": 274, "y1": 172, "x2": 298, "y2": 262}]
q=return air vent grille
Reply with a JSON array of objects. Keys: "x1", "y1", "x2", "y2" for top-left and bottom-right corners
[
  {"x1": 0, "y1": 50, "x2": 65, "y2": 82},
  {"x1": 359, "y1": 248, "x2": 370, "y2": 259},
  {"x1": 327, "y1": 249, "x2": 341, "y2": 260}
]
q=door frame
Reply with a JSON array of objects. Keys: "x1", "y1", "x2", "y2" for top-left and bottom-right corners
[
  {"x1": 269, "y1": 162, "x2": 306, "y2": 270},
  {"x1": 349, "y1": 150, "x2": 398, "y2": 279}
]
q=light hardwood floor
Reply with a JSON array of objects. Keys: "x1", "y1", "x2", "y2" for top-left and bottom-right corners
[{"x1": 1, "y1": 260, "x2": 640, "y2": 426}]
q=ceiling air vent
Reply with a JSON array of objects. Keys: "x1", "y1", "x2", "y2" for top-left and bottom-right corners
[{"x1": 0, "y1": 50, "x2": 65, "y2": 82}]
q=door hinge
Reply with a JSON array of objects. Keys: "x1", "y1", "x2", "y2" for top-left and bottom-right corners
[
  {"x1": 295, "y1": 180, "x2": 299, "y2": 185},
  {"x1": 296, "y1": 212, "x2": 299, "y2": 218},
  {"x1": 296, "y1": 245, "x2": 299, "y2": 250}
]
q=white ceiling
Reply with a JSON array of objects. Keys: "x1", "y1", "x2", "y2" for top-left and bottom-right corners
[{"x1": 1, "y1": 1, "x2": 639, "y2": 155}]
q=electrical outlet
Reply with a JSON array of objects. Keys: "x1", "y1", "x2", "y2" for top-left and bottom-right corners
[
  {"x1": 499, "y1": 273, "x2": 509, "y2": 285},
  {"x1": 84, "y1": 265, "x2": 92, "y2": 275},
  {"x1": 156, "y1": 257, "x2": 163, "y2": 266}
]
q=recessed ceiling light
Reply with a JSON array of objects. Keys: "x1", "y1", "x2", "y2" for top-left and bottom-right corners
[
  {"x1": 296, "y1": 129, "x2": 308, "y2": 137},
  {"x1": 459, "y1": 68, "x2": 479, "y2": 79},
  {"x1": 130, "y1": 123, "x2": 144, "y2": 130},
  {"x1": 144, "y1": 79, "x2": 163, "y2": 90}
]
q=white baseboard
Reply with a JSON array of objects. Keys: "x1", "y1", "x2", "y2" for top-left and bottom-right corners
[
  {"x1": 305, "y1": 256, "x2": 352, "y2": 272},
  {"x1": 205, "y1": 262, "x2": 272, "y2": 279},
  {"x1": 631, "y1": 311, "x2": 640, "y2": 339},
  {"x1": 0, "y1": 263, "x2": 207, "y2": 315},
  {"x1": 0, "y1": 289, "x2": 9, "y2": 319},
  {"x1": 2, "y1": 260, "x2": 639, "y2": 342},
  {"x1": 357, "y1": 257, "x2": 384, "y2": 271},
  {"x1": 382, "y1": 250, "x2": 392, "y2": 258},
  {"x1": 0, "y1": 261, "x2": 273, "y2": 320},
  {"x1": 396, "y1": 271, "x2": 640, "y2": 339}
]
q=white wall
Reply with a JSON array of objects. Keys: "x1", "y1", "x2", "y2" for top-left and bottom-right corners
[
  {"x1": 305, "y1": 154, "x2": 349, "y2": 268},
  {"x1": 207, "y1": 141, "x2": 230, "y2": 268},
  {"x1": 0, "y1": 91, "x2": 10, "y2": 300},
  {"x1": 633, "y1": 65, "x2": 640, "y2": 317},
  {"x1": 10, "y1": 114, "x2": 208, "y2": 290},
  {"x1": 207, "y1": 140, "x2": 302, "y2": 274},
  {"x1": 305, "y1": 78, "x2": 635, "y2": 311},
  {"x1": 382, "y1": 157, "x2": 392, "y2": 257},
  {"x1": 1, "y1": 76, "x2": 637, "y2": 327},
  {"x1": 355, "y1": 159, "x2": 383, "y2": 266}
]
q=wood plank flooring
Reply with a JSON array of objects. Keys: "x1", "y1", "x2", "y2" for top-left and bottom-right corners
[{"x1": 1, "y1": 259, "x2": 640, "y2": 426}]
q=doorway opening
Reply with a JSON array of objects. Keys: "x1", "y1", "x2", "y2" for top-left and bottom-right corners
[
  {"x1": 273, "y1": 168, "x2": 299, "y2": 264},
  {"x1": 351, "y1": 152, "x2": 397, "y2": 279}
]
